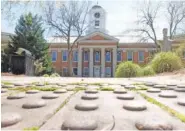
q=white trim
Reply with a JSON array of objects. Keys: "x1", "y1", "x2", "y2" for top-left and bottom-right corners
[
  {"x1": 78, "y1": 40, "x2": 117, "y2": 44},
  {"x1": 95, "y1": 51, "x2": 100, "y2": 62},
  {"x1": 127, "y1": 51, "x2": 134, "y2": 61},
  {"x1": 83, "y1": 67, "x2": 89, "y2": 76},
  {"x1": 62, "y1": 50, "x2": 68, "y2": 62},
  {"x1": 105, "y1": 67, "x2": 111, "y2": 77},
  {"x1": 83, "y1": 51, "x2": 89, "y2": 62},
  {"x1": 138, "y1": 51, "x2": 145, "y2": 62},
  {"x1": 51, "y1": 50, "x2": 57, "y2": 62},
  {"x1": 73, "y1": 50, "x2": 78, "y2": 62},
  {"x1": 105, "y1": 50, "x2": 111, "y2": 62},
  {"x1": 117, "y1": 50, "x2": 122, "y2": 62}
]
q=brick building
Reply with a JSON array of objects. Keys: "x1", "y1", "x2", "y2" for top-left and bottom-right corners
[{"x1": 48, "y1": 5, "x2": 184, "y2": 77}]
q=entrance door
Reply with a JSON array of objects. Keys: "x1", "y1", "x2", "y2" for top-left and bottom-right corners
[{"x1": 94, "y1": 66, "x2": 100, "y2": 77}]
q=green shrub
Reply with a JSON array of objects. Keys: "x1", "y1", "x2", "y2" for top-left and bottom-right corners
[
  {"x1": 115, "y1": 62, "x2": 142, "y2": 78},
  {"x1": 50, "y1": 73, "x2": 60, "y2": 77},
  {"x1": 151, "y1": 52, "x2": 183, "y2": 73},
  {"x1": 142, "y1": 66, "x2": 155, "y2": 76},
  {"x1": 43, "y1": 74, "x2": 50, "y2": 77}
]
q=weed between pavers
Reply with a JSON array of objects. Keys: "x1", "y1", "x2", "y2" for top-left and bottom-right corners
[
  {"x1": 23, "y1": 126, "x2": 39, "y2": 131},
  {"x1": 1, "y1": 81, "x2": 13, "y2": 85},
  {"x1": 138, "y1": 92, "x2": 185, "y2": 123},
  {"x1": 99, "y1": 87, "x2": 114, "y2": 91},
  {"x1": 8, "y1": 86, "x2": 59, "y2": 92}
]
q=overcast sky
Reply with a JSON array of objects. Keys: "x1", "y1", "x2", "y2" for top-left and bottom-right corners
[{"x1": 1, "y1": 0, "x2": 173, "y2": 40}]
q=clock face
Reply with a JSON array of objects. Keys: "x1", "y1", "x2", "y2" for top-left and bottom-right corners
[{"x1": 94, "y1": 12, "x2": 100, "y2": 18}]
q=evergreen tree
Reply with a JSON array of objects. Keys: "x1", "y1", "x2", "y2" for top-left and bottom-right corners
[{"x1": 3, "y1": 12, "x2": 53, "y2": 75}]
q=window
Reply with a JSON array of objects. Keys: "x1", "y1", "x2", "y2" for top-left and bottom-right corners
[
  {"x1": 62, "y1": 50, "x2": 68, "y2": 61},
  {"x1": 83, "y1": 67, "x2": 89, "y2": 76},
  {"x1": 117, "y1": 51, "x2": 122, "y2": 62},
  {"x1": 105, "y1": 67, "x2": 111, "y2": 77},
  {"x1": 106, "y1": 51, "x2": 111, "y2": 62},
  {"x1": 127, "y1": 51, "x2": 133, "y2": 61},
  {"x1": 84, "y1": 51, "x2": 89, "y2": 61},
  {"x1": 138, "y1": 51, "x2": 144, "y2": 62},
  {"x1": 95, "y1": 20, "x2": 100, "y2": 26},
  {"x1": 51, "y1": 51, "x2": 57, "y2": 62},
  {"x1": 73, "y1": 51, "x2": 78, "y2": 62},
  {"x1": 95, "y1": 51, "x2": 100, "y2": 62},
  {"x1": 63, "y1": 68, "x2": 68, "y2": 76},
  {"x1": 73, "y1": 68, "x2": 78, "y2": 75}
]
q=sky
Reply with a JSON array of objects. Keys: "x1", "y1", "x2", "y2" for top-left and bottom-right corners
[{"x1": 1, "y1": 0, "x2": 172, "y2": 40}]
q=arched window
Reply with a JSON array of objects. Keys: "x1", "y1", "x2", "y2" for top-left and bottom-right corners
[
  {"x1": 95, "y1": 51, "x2": 100, "y2": 62},
  {"x1": 106, "y1": 51, "x2": 111, "y2": 62}
]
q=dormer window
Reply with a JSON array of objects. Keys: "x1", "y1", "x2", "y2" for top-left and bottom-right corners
[{"x1": 95, "y1": 20, "x2": 100, "y2": 27}]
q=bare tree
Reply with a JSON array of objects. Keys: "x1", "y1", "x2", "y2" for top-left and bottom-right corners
[
  {"x1": 128, "y1": 1, "x2": 161, "y2": 46},
  {"x1": 44, "y1": 1, "x2": 91, "y2": 76},
  {"x1": 166, "y1": 1, "x2": 185, "y2": 39}
]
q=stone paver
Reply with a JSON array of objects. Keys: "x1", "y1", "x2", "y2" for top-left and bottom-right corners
[
  {"x1": 1, "y1": 91, "x2": 73, "y2": 130},
  {"x1": 40, "y1": 91, "x2": 185, "y2": 130}
]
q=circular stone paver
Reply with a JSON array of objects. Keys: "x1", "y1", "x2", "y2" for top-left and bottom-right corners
[
  {"x1": 53, "y1": 89, "x2": 67, "y2": 94},
  {"x1": 13, "y1": 83, "x2": 25, "y2": 86},
  {"x1": 117, "y1": 94, "x2": 135, "y2": 100},
  {"x1": 22, "y1": 100, "x2": 46, "y2": 109},
  {"x1": 123, "y1": 102, "x2": 147, "y2": 111},
  {"x1": 75, "y1": 103, "x2": 98, "y2": 111},
  {"x1": 81, "y1": 94, "x2": 99, "y2": 100},
  {"x1": 167, "y1": 84, "x2": 176, "y2": 86},
  {"x1": 174, "y1": 88, "x2": 185, "y2": 92},
  {"x1": 1, "y1": 112, "x2": 22, "y2": 127},
  {"x1": 145, "y1": 83, "x2": 155, "y2": 86},
  {"x1": 85, "y1": 89, "x2": 98, "y2": 94},
  {"x1": 26, "y1": 90, "x2": 40, "y2": 94},
  {"x1": 159, "y1": 92, "x2": 177, "y2": 98},
  {"x1": 58, "y1": 83, "x2": 67, "y2": 87},
  {"x1": 154, "y1": 85, "x2": 167, "y2": 89},
  {"x1": 135, "y1": 116, "x2": 173, "y2": 130},
  {"x1": 100, "y1": 83, "x2": 109, "y2": 86},
  {"x1": 1, "y1": 89, "x2": 7, "y2": 93},
  {"x1": 113, "y1": 89, "x2": 127, "y2": 94},
  {"x1": 177, "y1": 99, "x2": 185, "y2": 106},
  {"x1": 42, "y1": 94, "x2": 59, "y2": 99},
  {"x1": 87, "y1": 85, "x2": 99, "y2": 89},
  {"x1": 7, "y1": 93, "x2": 25, "y2": 99},
  {"x1": 35, "y1": 83, "x2": 45, "y2": 86},
  {"x1": 125, "y1": 85, "x2": 135, "y2": 89},
  {"x1": 147, "y1": 88, "x2": 161, "y2": 93},
  {"x1": 2, "y1": 85, "x2": 14, "y2": 88},
  {"x1": 177, "y1": 85, "x2": 185, "y2": 88},
  {"x1": 61, "y1": 115, "x2": 98, "y2": 130}
]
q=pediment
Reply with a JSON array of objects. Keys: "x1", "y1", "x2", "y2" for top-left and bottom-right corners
[{"x1": 77, "y1": 31, "x2": 119, "y2": 42}]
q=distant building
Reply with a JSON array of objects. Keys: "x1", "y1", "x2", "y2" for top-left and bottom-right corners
[{"x1": 48, "y1": 5, "x2": 185, "y2": 77}]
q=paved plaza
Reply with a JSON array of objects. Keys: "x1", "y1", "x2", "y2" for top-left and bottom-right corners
[{"x1": 1, "y1": 75, "x2": 185, "y2": 130}]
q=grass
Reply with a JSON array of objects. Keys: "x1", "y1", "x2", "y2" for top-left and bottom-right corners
[
  {"x1": 8, "y1": 86, "x2": 60, "y2": 92},
  {"x1": 1, "y1": 81, "x2": 13, "y2": 85},
  {"x1": 73, "y1": 87, "x2": 86, "y2": 91},
  {"x1": 99, "y1": 87, "x2": 114, "y2": 91},
  {"x1": 139, "y1": 92, "x2": 185, "y2": 123},
  {"x1": 23, "y1": 127, "x2": 39, "y2": 131},
  {"x1": 132, "y1": 82, "x2": 144, "y2": 85}
]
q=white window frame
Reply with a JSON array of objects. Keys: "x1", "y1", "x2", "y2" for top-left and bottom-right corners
[
  {"x1": 105, "y1": 51, "x2": 111, "y2": 62},
  {"x1": 117, "y1": 51, "x2": 122, "y2": 62},
  {"x1": 63, "y1": 67, "x2": 68, "y2": 76},
  {"x1": 83, "y1": 67, "x2": 89, "y2": 76},
  {"x1": 62, "y1": 50, "x2": 68, "y2": 62},
  {"x1": 73, "y1": 50, "x2": 78, "y2": 62},
  {"x1": 51, "y1": 51, "x2": 57, "y2": 62},
  {"x1": 84, "y1": 51, "x2": 89, "y2": 62},
  {"x1": 105, "y1": 67, "x2": 111, "y2": 77},
  {"x1": 127, "y1": 51, "x2": 133, "y2": 61},
  {"x1": 95, "y1": 51, "x2": 100, "y2": 62},
  {"x1": 95, "y1": 20, "x2": 100, "y2": 27},
  {"x1": 73, "y1": 67, "x2": 78, "y2": 76},
  {"x1": 138, "y1": 51, "x2": 144, "y2": 62}
]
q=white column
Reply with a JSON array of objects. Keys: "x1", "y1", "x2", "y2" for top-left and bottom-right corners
[
  {"x1": 101, "y1": 48, "x2": 105, "y2": 77},
  {"x1": 77, "y1": 47, "x2": 82, "y2": 77},
  {"x1": 112, "y1": 48, "x2": 117, "y2": 77},
  {"x1": 89, "y1": 48, "x2": 94, "y2": 77}
]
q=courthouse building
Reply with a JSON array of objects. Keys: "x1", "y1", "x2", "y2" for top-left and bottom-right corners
[{"x1": 48, "y1": 5, "x2": 166, "y2": 77}]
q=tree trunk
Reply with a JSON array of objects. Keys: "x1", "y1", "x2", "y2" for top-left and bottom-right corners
[{"x1": 68, "y1": 51, "x2": 73, "y2": 76}]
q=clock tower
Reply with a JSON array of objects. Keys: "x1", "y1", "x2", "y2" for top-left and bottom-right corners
[{"x1": 86, "y1": 5, "x2": 107, "y2": 34}]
